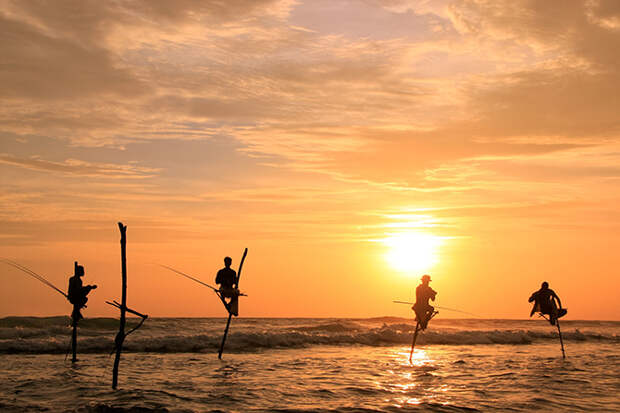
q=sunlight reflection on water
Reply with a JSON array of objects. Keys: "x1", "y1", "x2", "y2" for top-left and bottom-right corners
[
  {"x1": 0, "y1": 321, "x2": 618, "y2": 412},
  {"x1": 392, "y1": 396, "x2": 422, "y2": 407},
  {"x1": 391, "y1": 346, "x2": 434, "y2": 367},
  {"x1": 379, "y1": 346, "x2": 453, "y2": 409}
]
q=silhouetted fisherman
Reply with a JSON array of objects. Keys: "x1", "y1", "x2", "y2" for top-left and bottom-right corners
[
  {"x1": 412, "y1": 274, "x2": 436, "y2": 330},
  {"x1": 215, "y1": 256, "x2": 239, "y2": 316},
  {"x1": 67, "y1": 263, "x2": 97, "y2": 323},
  {"x1": 529, "y1": 281, "x2": 566, "y2": 325}
]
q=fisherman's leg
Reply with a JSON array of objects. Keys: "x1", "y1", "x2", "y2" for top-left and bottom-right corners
[
  {"x1": 229, "y1": 294, "x2": 239, "y2": 317},
  {"x1": 420, "y1": 307, "x2": 432, "y2": 330},
  {"x1": 220, "y1": 288, "x2": 239, "y2": 316},
  {"x1": 541, "y1": 310, "x2": 555, "y2": 325},
  {"x1": 219, "y1": 290, "x2": 232, "y2": 312},
  {"x1": 548, "y1": 302, "x2": 559, "y2": 325},
  {"x1": 75, "y1": 297, "x2": 88, "y2": 322},
  {"x1": 413, "y1": 307, "x2": 422, "y2": 323},
  {"x1": 71, "y1": 304, "x2": 82, "y2": 325}
]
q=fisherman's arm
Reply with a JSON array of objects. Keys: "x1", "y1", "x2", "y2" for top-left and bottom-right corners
[
  {"x1": 552, "y1": 291, "x2": 562, "y2": 308},
  {"x1": 528, "y1": 292, "x2": 536, "y2": 303}
]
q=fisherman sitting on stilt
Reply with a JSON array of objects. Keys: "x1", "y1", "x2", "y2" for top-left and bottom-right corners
[
  {"x1": 215, "y1": 256, "x2": 239, "y2": 316},
  {"x1": 67, "y1": 262, "x2": 97, "y2": 324},
  {"x1": 528, "y1": 281, "x2": 567, "y2": 325},
  {"x1": 412, "y1": 274, "x2": 437, "y2": 331}
]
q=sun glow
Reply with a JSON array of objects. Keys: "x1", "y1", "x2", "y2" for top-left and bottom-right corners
[{"x1": 382, "y1": 232, "x2": 443, "y2": 273}]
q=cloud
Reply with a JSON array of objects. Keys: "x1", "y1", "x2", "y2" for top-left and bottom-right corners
[
  {"x1": 1, "y1": 0, "x2": 294, "y2": 42},
  {"x1": 442, "y1": 1, "x2": 620, "y2": 140},
  {"x1": 1, "y1": 0, "x2": 620, "y2": 242},
  {"x1": 0, "y1": 154, "x2": 159, "y2": 178},
  {"x1": 0, "y1": 13, "x2": 147, "y2": 100}
]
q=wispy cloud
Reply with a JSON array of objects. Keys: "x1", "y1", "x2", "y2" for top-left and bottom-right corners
[
  {"x1": 0, "y1": 154, "x2": 160, "y2": 178},
  {"x1": 0, "y1": 5, "x2": 618, "y2": 251}
]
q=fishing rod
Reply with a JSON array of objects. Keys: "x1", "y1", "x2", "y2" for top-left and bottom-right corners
[
  {"x1": 393, "y1": 300, "x2": 481, "y2": 318},
  {"x1": 157, "y1": 264, "x2": 219, "y2": 292},
  {"x1": 2, "y1": 259, "x2": 68, "y2": 298},
  {"x1": 158, "y1": 263, "x2": 247, "y2": 297}
]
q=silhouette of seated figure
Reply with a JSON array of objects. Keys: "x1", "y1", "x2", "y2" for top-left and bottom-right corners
[
  {"x1": 215, "y1": 256, "x2": 239, "y2": 316},
  {"x1": 412, "y1": 274, "x2": 436, "y2": 330},
  {"x1": 529, "y1": 281, "x2": 567, "y2": 325},
  {"x1": 67, "y1": 262, "x2": 97, "y2": 324}
]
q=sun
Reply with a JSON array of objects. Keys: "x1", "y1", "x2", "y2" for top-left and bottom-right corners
[{"x1": 382, "y1": 232, "x2": 443, "y2": 273}]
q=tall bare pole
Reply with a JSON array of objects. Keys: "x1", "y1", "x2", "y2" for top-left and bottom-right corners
[{"x1": 112, "y1": 222, "x2": 127, "y2": 389}]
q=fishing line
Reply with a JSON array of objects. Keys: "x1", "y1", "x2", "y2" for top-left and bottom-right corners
[
  {"x1": 2, "y1": 259, "x2": 67, "y2": 298},
  {"x1": 156, "y1": 264, "x2": 219, "y2": 292},
  {"x1": 393, "y1": 300, "x2": 482, "y2": 318}
]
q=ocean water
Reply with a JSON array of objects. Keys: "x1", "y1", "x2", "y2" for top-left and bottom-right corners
[{"x1": 0, "y1": 317, "x2": 618, "y2": 412}]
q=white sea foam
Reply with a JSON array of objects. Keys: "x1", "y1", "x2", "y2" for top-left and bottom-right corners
[
  {"x1": 0, "y1": 318, "x2": 619, "y2": 412},
  {"x1": 0, "y1": 317, "x2": 617, "y2": 354}
]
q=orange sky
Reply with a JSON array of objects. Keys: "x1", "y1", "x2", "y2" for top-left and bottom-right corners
[{"x1": 1, "y1": 0, "x2": 619, "y2": 319}]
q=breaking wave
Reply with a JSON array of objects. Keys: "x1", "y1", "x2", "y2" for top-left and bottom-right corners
[{"x1": 0, "y1": 318, "x2": 617, "y2": 354}]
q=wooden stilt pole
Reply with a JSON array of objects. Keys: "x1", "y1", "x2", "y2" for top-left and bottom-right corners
[
  {"x1": 71, "y1": 261, "x2": 79, "y2": 363},
  {"x1": 539, "y1": 313, "x2": 567, "y2": 359},
  {"x1": 557, "y1": 320, "x2": 566, "y2": 359},
  {"x1": 217, "y1": 248, "x2": 247, "y2": 360},
  {"x1": 408, "y1": 310, "x2": 438, "y2": 363},
  {"x1": 112, "y1": 222, "x2": 127, "y2": 389},
  {"x1": 218, "y1": 313, "x2": 233, "y2": 360},
  {"x1": 71, "y1": 312, "x2": 78, "y2": 363},
  {"x1": 409, "y1": 322, "x2": 421, "y2": 364}
]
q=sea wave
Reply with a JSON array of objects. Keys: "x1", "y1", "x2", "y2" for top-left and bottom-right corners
[
  {"x1": 0, "y1": 316, "x2": 122, "y2": 330},
  {"x1": 0, "y1": 319, "x2": 617, "y2": 354},
  {"x1": 0, "y1": 402, "x2": 483, "y2": 413}
]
